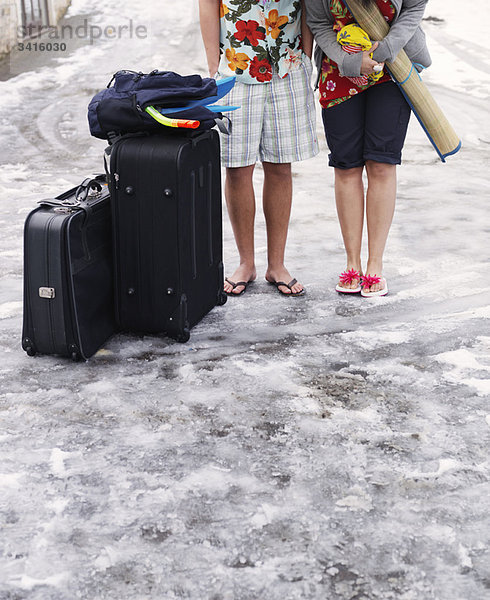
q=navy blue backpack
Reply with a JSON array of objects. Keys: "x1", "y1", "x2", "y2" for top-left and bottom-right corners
[{"x1": 88, "y1": 70, "x2": 228, "y2": 140}]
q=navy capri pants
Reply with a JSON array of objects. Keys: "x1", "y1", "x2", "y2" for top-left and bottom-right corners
[{"x1": 322, "y1": 80, "x2": 411, "y2": 169}]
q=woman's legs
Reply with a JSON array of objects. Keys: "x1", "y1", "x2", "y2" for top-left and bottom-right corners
[
  {"x1": 334, "y1": 166, "x2": 365, "y2": 289},
  {"x1": 324, "y1": 82, "x2": 409, "y2": 293},
  {"x1": 322, "y1": 94, "x2": 366, "y2": 290},
  {"x1": 361, "y1": 82, "x2": 410, "y2": 292},
  {"x1": 334, "y1": 162, "x2": 395, "y2": 293},
  {"x1": 364, "y1": 160, "x2": 397, "y2": 292}
]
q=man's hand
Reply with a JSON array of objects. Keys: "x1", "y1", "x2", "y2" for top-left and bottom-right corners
[{"x1": 360, "y1": 41, "x2": 384, "y2": 75}]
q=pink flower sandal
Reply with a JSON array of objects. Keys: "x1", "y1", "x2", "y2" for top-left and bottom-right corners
[
  {"x1": 336, "y1": 268, "x2": 362, "y2": 294},
  {"x1": 360, "y1": 274, "x2": 388, "y2": 297}
]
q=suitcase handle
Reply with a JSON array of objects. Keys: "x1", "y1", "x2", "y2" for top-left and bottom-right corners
[
  {"x1": 75, "y1": 178, "x2": 104, "y2": 202},
  {"x1": 38, "y1": 176, "x2": 106, "y2": 210}
]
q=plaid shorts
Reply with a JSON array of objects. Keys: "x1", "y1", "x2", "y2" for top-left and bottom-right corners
[{"x1": 219, "y1": 58, "x2": 319, "y2": 167}]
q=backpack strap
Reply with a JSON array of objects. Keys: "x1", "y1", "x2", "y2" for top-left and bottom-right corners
[{"x1": 214, "y1": 116, "x2": 232, "y2": 135}]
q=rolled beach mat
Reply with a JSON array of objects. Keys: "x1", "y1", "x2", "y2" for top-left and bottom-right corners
[{"x1": 343, "y1": 0, "x2": 461, "y2": 162}]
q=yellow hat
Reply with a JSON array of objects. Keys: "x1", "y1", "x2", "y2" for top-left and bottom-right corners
[{"x1": 337, "y1": 24, "x2": 372, "y2": 51}]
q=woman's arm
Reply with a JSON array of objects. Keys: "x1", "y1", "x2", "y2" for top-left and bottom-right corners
[
  {"x1": 198, "y1": 0, "x2": 221, "y2": 77},
  {"x1": 372, "y1": 0, "x2": 428, "y2": 63},
  {"x1": 304, "y1": 0, "x2": 364, "y2": 77}
]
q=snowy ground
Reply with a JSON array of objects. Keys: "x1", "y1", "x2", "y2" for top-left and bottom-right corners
[{"x1": 0, "y1": 1, "x2": 489, "y2": 598}]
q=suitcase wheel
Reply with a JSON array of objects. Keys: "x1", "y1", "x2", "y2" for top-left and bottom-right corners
[
  {"x1": 176, "y1": 327, "x2": 190, "y2": 344},
  {"x1": 217, "y1": 291, "x2": 228, "y2": 306},
  {"x1": 69, "y1": 345, "x2": 82, "y2": 362},
  {"x1": 23, "y1": 338, "x2": 36, "y2": 357}
]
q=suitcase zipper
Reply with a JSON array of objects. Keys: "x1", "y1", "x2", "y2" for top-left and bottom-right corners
[
  {"x1": 45, "y1": 216, "x2": 57, "y2": 353},
  {"x1": 190, "y1": 170, "x2": 197, "y2": 279},
  {"x1": 207, "y1": 161, "x2": 214, "y2": 266}
]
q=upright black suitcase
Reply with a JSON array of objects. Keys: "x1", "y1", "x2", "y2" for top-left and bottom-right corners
[
  {"x1": 22, "y1": 176, "x2": 116, "y2": 360},
  {"x1": 109, "y1": 130, "x2": 227, "y2": 342}
]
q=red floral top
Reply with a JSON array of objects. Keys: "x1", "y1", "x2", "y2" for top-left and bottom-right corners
[{"x1": 319, "y1": 0, "x2": 395, "y2": 109}]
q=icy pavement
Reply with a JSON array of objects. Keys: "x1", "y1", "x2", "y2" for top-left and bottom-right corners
[{"x1": 0, "y1": 0, "x2": 489, "y2": 598}]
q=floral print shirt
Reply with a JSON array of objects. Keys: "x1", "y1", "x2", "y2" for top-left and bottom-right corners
[
  {"x1": 219, "y1": 0, "x2": 304, "y2": 84},
  {"x1": 319, "y1": 0, "x2": 395, "y2": 108}
]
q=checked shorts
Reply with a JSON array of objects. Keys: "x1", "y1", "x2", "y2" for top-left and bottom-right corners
[{"x1": 220, "y1": 58, "x2": 319, "y2": 167}]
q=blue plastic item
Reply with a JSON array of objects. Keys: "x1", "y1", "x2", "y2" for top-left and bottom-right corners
[
  {"x1": 205, "y1": 105, "x2": 239, "y2": 113},
  {"x1": 160, "y1": 76, "x2": 237, "y2": 114}
]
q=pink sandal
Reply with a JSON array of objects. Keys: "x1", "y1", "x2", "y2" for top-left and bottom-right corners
[
  {"x1": 360, "y1": 274, "x2": 388, "y2": 297},
  {"x1": 336, "y1": 268, "x2": 361, "y2": 294}
]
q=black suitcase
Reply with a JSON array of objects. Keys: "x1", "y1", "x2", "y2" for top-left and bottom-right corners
[
  {"x1": 109, "y1": 130, "x2": 227, "y2": 342},
  {"x1": 22, "y1": 176, "x2": 116, "y2": 360}
]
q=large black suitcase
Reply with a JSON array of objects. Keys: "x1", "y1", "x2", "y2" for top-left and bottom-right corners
[
  {"x1": 22, "y1": 176, "x2": 116, "y2": 360},
  {"x1": 109, "y1": 130, "x2": 227, "y2": 342}
]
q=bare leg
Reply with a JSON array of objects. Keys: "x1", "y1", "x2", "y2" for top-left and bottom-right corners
[
  {"x1": 334, "y1": 166, "x2": 365, "y2": 289},
  {"x1": 224, "y1": 165, "x2": 257, "y2": 294},
  {"x1": 262, "y1": 162, "x2": 303, "y2": 295},
  {"x1": 364, "y1": 160, "x2": 397, "y2": 292}
]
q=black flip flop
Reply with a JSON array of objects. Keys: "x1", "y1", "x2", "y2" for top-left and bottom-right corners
[
  {"x1": 268, "y1": 278, "x2": 305, "y2": 297},
  {"x1": 225, "y1": 277, "x2": 252, "y2": 296}
]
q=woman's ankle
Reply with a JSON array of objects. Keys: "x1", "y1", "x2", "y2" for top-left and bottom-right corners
[
  {"x1": 365, "y1": 259, "x2": 383, "y2": 276},
  {"x1": 345, "y1": 258, "x2": 362, "y2": 272}
]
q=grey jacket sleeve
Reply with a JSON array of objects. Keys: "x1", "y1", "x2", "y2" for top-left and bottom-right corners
[
  {"x1": 372, "y1": 0, "x2": 429, "y2": 64},
  {"x1": 305, "y1": 0, "x2": 363, "y2": 77},
  {"x1": 305, "y1": 0, "x2": 429, "y2": 77}
]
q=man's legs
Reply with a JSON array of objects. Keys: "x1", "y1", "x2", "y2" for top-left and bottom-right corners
[
  {"x1": 223, "y1": 165, "x2": 257, "y2": 295},
  {"x1": 224, "y1": 161, "x2": 303, "y2": 295},
  {"x1": 262, "y1": 162, "x2": 304, "y2": 295},
  {"x1": 258, "y1": 63, "x2": 318, "y2": 295},
  {"x1": 222, "y1": 63, "x2": 317, "y2": 295}
]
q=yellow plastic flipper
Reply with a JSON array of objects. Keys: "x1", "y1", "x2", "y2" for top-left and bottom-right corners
[{"x1": 145, "y1": 106, "x2": 200, "y2": 129}]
